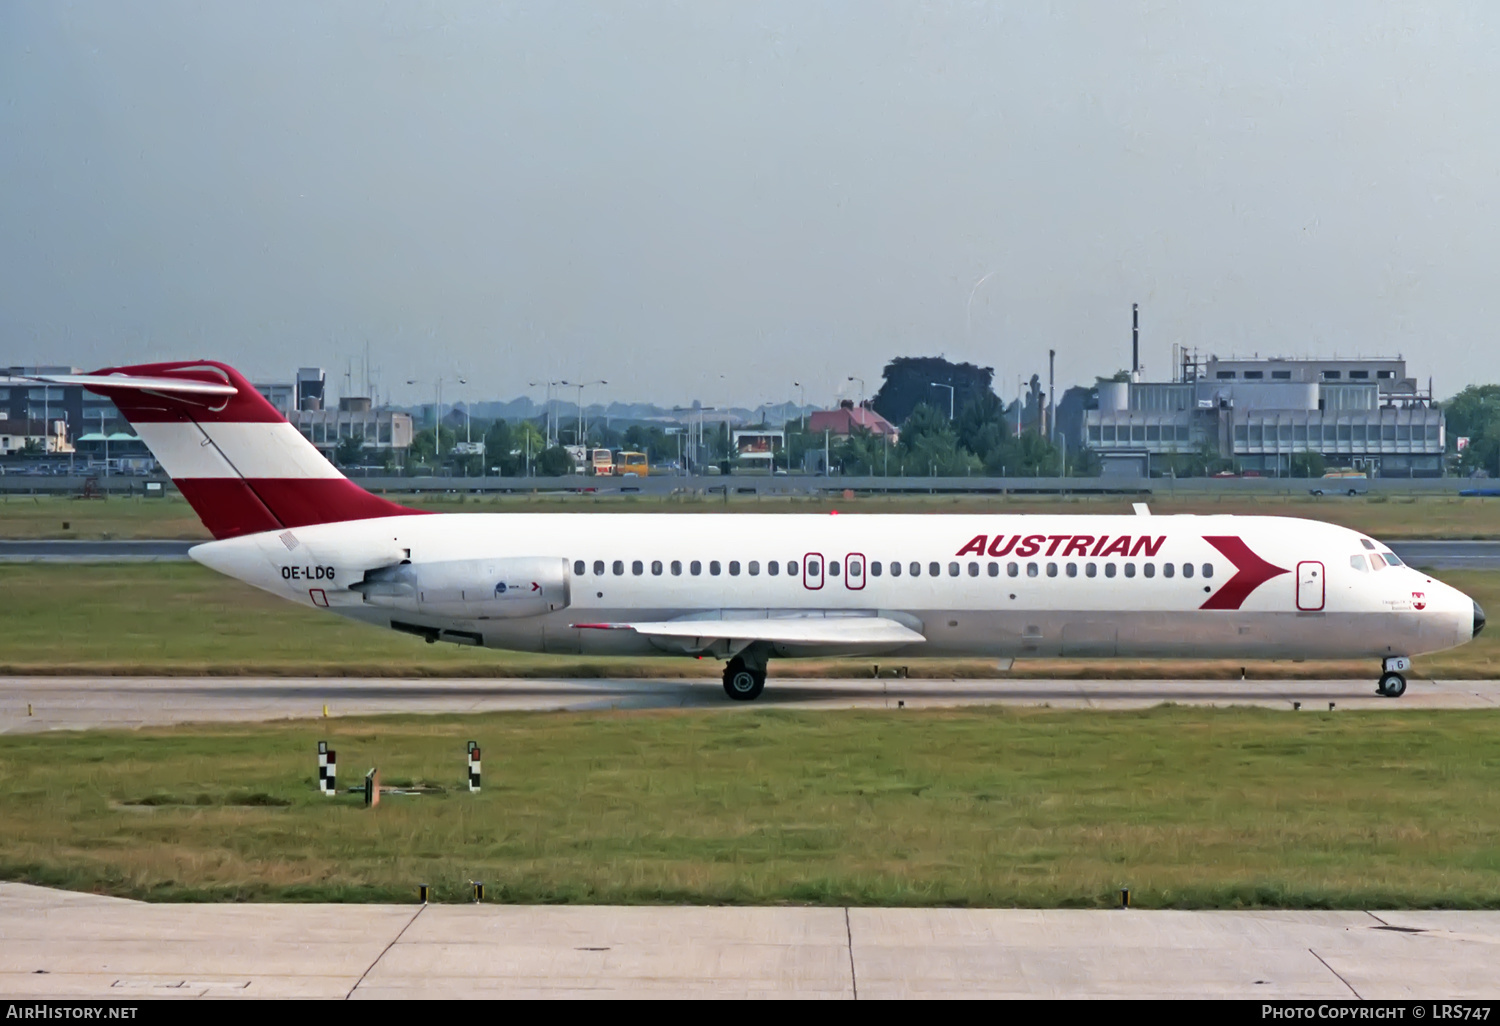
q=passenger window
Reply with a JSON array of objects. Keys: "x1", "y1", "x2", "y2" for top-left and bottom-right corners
[
  {"x1": 929, "y1": 562, "x2": 941, "y2": 577},
  {"x1": 729, "y1": 561, "x2": 740, "y2": 575},
  {"x1": 848, "y1": 560, "x2": 862, "y2": 576},
  {"x1": 671, "y1": 560, "x2": 683, "y2": 576},
  {"x1": 613, "y1": 560, "x2": 625, "y2": 576},
  {"x1": 1144, "y1": 563, "x2": 1155, "y2": 578},
  {"x1": 829, "y1": 561, "x2": 841, "y2": 576},
  {"x1": 988, "y1": 562, "x2": 999, "y2": 577},
  {"x1": 1124, "y1": 563, "x2": 1136, "y2": 578},
  {"x1": 787, "y1": 560, "x2": 798, "y2": 575},
  {"x1": 593, "y1": 560, "x2": 605, "y2": 576},
  {"x1": 1350, "y1": 555, "x2": 1368, "y2": 572},
  {"x1": 1066, "y1": 562, "x2": 1077, "y2": 578},
  {"x1": 910, "y1": 562, "x2": 922, "y2": 577},
  {"x1": 1202, "y1": 563, "x2": 1213, "y2": 579},
  {"x1": 749, "y1": 560, "x2": 760, "y2": 576},
  {"x1": 1046, "y1": 562, "x2": 1058, "y2": 577},
  {"x1": 1027, "y1": 562, "x2": 1039, "y2": 578},
  {"x1": 806, "y1": 559, "x2": 820, "y2": 576},
  {"x1": 1163, "y1": 563, "x2": 1174, "y2": 578},
  {"x1": 1008, "y1": 562, "x2": 1019, "y2": 577},
  {"x1": 768, "y1": 561, "x2": 779, "y2": 576},
  {"x1": 691, "y1": 560, "x2": 702, "y2": 576},
  {"x1": 870, "y1": 561, "x2": 882, "y2": 577},
  {"x1": 574, "y1": 560, "x2": 585, "y2": 576},
  {"x1": 890, "y1": 561, "x2": 902, "y2": 577},
  {"x1": 948, "y1": 562, "x2": 959, "y2": 577},
  {"x1": 710, "y1": 561, "x2": 722, "y2": 575},
  {"x1": 1183, "y1": 563, "x2": 1194, "y2": 578},
  {"x1": 1105, "y1": 563, "x2": 1117, "y2": 578},
  {"x1": 968, "y1": 561, "x2": 979, "y2": 577},
  {"x1": 651, "y1": 560, "x2": 663, "y2": 576},
  {"x1": 632, "y1": 560, "x2": 644, "y2": 576},
  {"x1": 1085, "y1": 563, "x2": 1097, "y2": 577}
]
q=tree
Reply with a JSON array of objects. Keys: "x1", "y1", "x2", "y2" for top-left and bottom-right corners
[
  {"x1": 1289, "y1": 450, "x2": 1326, "y2": 478},
  {"x1": 535, "y1": 444, "x2": 575, "y2": 476},
  {"x1": 333, "y1": 433, "x2": 366, "y2": 468},
  {"x1": 871, "y1": 356, "x2": 995, "y2": 425},
  {"x1": 1443, "y1": 385, "x2": 1500, "y2": 475}
]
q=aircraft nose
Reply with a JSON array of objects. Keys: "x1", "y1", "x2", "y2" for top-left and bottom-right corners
[{"x1": 1476, "y1": 601, "x2": 1487, "y2": 639}]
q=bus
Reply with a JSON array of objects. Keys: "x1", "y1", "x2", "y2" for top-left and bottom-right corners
[
  {"x1": 616, "y1": 451, "x2": 649, "y2": 476},
  {"x1": 590, "y1": 448, "x2": 615, "y2": 475}
]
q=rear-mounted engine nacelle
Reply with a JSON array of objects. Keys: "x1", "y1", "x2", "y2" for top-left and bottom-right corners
[{"x1": 351, "y1": 557, "x2": 570, "y2": 619}]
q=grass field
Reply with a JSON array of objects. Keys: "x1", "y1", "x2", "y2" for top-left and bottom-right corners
[
  {"x1": 0, "y1": 491, "x2": 1497, "y2": 539},
  {"x1": 0, "y1": 562, "x2": 1494, "y2": 678},
  {"x1": 3, "y1": 707, "x2": 1499, "y2": 907}
]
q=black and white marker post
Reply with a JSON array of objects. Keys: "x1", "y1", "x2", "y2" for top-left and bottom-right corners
[
  {"x1": 467, "y1": 741, "x2": 481, "y2": 793},
  {"x1": 318, "y1": 741, "x2": 337, "y2": 796}
]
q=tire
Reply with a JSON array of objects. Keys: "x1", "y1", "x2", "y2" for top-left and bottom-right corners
[
  {"x1": 1348, "y1": 489, "x2": 1359, "y2": 497},
  {"x1": 1378, "y1": 672, "x2": 1407, "y2": 698},
  {"x1": 722, "y1": 665, "x2": 765, "y2": 701}
]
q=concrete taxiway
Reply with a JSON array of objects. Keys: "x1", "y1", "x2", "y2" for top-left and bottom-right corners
[
  {"x1": 2, "y1": 883, "x2": 1497, "y2": 999},
  {"x1": 3, "y1": 675, "x2": 1498, "y2": 733}
]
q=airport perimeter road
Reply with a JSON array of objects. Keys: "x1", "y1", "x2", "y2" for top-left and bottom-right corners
[
  {"x1": 0, "y1": 539, "x2": 1497, "y2": 567},
  {"x1": 4, "y1": 676, "x2": 1499, "y2": 733},
  {"x1": 1, "y1": 882, "x2": 1496, "y2": 998}
]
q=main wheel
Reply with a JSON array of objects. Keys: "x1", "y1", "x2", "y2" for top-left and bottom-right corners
[
  {"x1": 1377, "y1": 672, "x2": 1407, "y2": 698},
  {"x1": 722, "y1": 662, "x2": 765, "y2": 701}
]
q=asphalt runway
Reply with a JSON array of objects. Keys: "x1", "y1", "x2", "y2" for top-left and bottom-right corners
[
  {"x1": 3, "y1": 882, "x2": 1497, "y2": 999},
  {"x1": 4, "y1": 675, "x2": 1499, "y2": 733},
  {"x1": 1, "y1": 538, "x2": 1497, "y2": 567}
]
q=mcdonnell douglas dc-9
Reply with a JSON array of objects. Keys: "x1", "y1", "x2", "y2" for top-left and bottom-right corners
[{"x1": 13, "y1": 361, "x2": 1483, "y2": 701}]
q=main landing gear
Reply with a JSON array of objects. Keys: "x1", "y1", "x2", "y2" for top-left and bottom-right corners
[
  {"x1": 1376, "y1": 656, "x2": 1410, "y2": 698},
  {"x1": 723, "y1": 654, "x2": 767, "y2": 701}
]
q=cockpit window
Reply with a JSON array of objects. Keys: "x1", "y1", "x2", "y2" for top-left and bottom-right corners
[
  {"x1": 1350, "y1": 555, "x2": 1368, "y2": 572},
  {"x1": 1382, "y1": 551, "x2": 1404, "y2": 567},
  {"x1": 1360, "y1": 539, "x2": 1377, "y2": 550}
]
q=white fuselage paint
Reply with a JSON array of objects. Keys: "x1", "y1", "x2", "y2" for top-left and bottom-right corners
[{"x1": 188, "y1": 512, "x2": 1478, "y2": 664}]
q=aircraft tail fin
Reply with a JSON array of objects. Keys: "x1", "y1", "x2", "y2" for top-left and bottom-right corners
[{"x1": 73, "y1": 361, "x2": 419, "y2": 539}]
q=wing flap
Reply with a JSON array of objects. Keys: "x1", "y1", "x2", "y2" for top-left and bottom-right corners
[{"x1": 574, "y1": 616, "x2": 926, "y2": 646}]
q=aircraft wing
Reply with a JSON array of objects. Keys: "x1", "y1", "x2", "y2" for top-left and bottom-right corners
[{"x1": 573, "y1": 616, "x2": 926, "y2": 646}]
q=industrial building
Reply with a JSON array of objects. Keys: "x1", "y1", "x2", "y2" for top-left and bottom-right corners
[{"x1": 1083, "y1": 355, "x2": 1445, "y2": 477}]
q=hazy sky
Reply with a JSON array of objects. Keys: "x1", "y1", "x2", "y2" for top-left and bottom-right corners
[{"x1": 2, "y1": 1, "x2": 1497, "y2": 407}]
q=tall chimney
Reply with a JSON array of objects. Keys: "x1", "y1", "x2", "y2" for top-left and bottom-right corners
[{"x1": 1132, "y1": 303, "x2": 1140, "y2": 380}]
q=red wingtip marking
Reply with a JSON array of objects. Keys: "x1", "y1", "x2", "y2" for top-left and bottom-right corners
[{"x1": 1200, "y1": 536, "x2": 1290, "y2": 610}]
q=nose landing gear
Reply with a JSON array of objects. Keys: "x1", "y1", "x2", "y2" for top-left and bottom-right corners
[{"x1": 1377, "y1": 656, "x2": 1410, "y2": 698}]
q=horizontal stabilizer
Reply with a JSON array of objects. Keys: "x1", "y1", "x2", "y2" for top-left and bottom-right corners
[
  {"x1": 0, "y1": 372, "x2": 237, "y2": 396},
  {"x1": 573, "y1": 616, "x2": 926, "y2": 647}
]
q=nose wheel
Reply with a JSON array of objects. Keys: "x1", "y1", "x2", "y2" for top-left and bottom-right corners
[{"x1": 1376, "y1": 672, "x2": 1407, "y2": 698}]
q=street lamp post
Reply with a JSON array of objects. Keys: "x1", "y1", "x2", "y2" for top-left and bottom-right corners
[
  {"x1": 561, "y1": 379, "x2": 606, "y2": 448},
  {"x1": 527, "y1": 379, "x2": 567, "y2": 447},
  {"x1": 793, "y1": 382, "x2": 805, "y2": 429},
  {"x1": 930, "y1": 382, "x2": 955, "y2": 420},
  {"x1": 847, "y1": 376, "x2": 865, "y2": 407}
]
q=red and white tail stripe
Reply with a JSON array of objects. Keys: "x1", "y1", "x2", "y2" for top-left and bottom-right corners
[{"x1": 85, "y1": 360, "x2": 418, "y2": 539}]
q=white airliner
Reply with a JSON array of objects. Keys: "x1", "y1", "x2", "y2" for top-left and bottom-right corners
[{"x1": 11, "y1": 361, "x2": 1483, "y2": 701}]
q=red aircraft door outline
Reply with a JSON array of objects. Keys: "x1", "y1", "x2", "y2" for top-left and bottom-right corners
[
  {"x1": 803, "y1": 552, "x2": 824, "y2": 590},
  {"x1": 1296, "y1": 561, "x2": 1325, "y2": 612},
  {"x1": 845, "y1": 552, "x2": 866, "y2": 591}
]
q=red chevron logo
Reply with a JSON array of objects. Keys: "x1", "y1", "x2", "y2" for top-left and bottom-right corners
[{"x1": 1200, "y1": 536, "x2": 1290, "y2": 610}]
